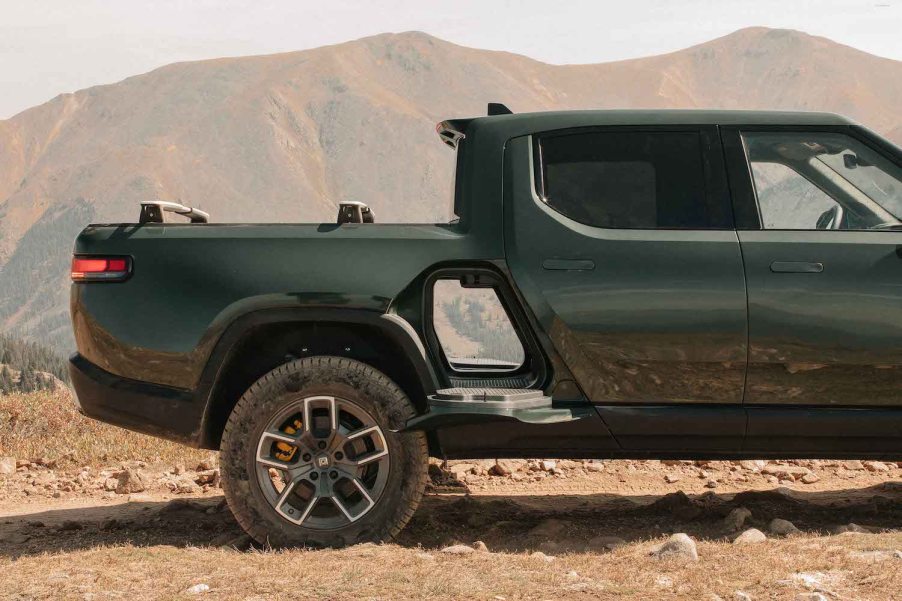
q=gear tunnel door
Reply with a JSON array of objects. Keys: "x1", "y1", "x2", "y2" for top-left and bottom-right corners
[{"x1": 503, "y1": 130, "x2": 748, "y2": 452}]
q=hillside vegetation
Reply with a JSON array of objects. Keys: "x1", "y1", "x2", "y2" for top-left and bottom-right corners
[{"x1": 0, "y1": 27, "x2": 900, "y2": 354}]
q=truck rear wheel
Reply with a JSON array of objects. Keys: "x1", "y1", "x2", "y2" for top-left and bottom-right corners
[{"x1": 220, "y1": 356, "x2": 428, "y2": 547}]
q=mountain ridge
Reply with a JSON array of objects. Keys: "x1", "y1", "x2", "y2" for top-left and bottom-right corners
[{"x1": 0, "y1": 27, "x2": 900, "y2": 352}]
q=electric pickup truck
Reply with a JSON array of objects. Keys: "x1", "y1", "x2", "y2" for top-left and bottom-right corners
[{"x1": 69, "y1": 107, "x2": 902, "y2": 547}]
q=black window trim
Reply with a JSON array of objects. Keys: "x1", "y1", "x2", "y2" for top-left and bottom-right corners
[{"x1": 530, "y1": 124, "x2": 735, "y2": 231}]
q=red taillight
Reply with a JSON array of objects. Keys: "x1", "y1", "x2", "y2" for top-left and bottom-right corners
[{"x1": 71, "y1": 256, "x2": 131, "y2": 282}]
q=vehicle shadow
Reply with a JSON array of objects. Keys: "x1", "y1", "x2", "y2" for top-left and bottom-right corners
[{"x1": 0, "y1": 482, "x2": 899, "y2": 559}]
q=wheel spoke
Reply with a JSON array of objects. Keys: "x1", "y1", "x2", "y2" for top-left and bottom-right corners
[
  {"x1": 303, "y1": 395, "x2": 338, "y2": 434},
  {"x1": 275, "y1": 481, "x2": 319, "y2": 525},
  {"x1": 350, "y1": 448, "x2": 388, "y2": 466},
  {"x1": 256, "y1": 428, "x2": 303, "y2": 468}
]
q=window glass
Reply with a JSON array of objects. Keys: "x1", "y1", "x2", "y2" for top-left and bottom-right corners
[
  {"x1": 432, "y1": 279, "x2": 524, "y2": 371},
  {"x1": 743, "y1": 132, "x2": 902, "y2": 230},
  {"x1": 536, "y1": 131, "x2": 718, "y2": 229}
]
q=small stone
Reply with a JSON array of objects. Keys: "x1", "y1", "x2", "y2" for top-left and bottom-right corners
[
  {"x1": 800, "y1": 473, "x2": 820, "y2": 484},
  {"x1": 58, "y1": 520, "x2": 82, "y2": 532},
  {"x1": 173, "y1": 464, "x2": 186, "y2": 475},
  {"x1": 114, "y1": 469, "x2": 146, "y2": 494},
  {"x1": 734, "y1": 592, "x2": 753, "y2": 601},
  {"x1": 795, "y1": 594, "x2": 827, "y2": 601},
  {"x1": 440, "y1": 544, "x2": 476, "y2": 555},
  {"x1": 739, "y1": 460, "x2": 766, "y2": 472},
  {"x1": 0, "y1": 457, "x2": 15, "y2": 475},
  {"x1": 186, "y1": 583, "x2": 210, "y2": 595},
  {"x1": 733, "y1": 528, "x2": 767, "y2": 544},
  {"x1": 0, "y1": 532, "x2": 30, "y2": 544},
  {"x1": 832, "y1": 523, "x2": 870, "y2": 534},
  {"x1": 842, "y1": 460, "x2": 865, "y2": 471},
  {"x1": 664, "y1": 474, "x2": 681, "y2": 483},
  {"x1": 864, "y1": 461, "x2": 890, "y2": 473},
  {"x1": 196, "y1": 459, "x2": 215, "y2": 471},
  {"x1": 489, "y1": 461, "x2": 512, "y2": 477},
  {"x1": 473, "y1": 540, "x2": 489, "y2": 553},
  {"x1": 768, "y1": 518, "x2": 800, "y2": 536},
  {"x1": 530, "y1": 551, "x2": 555, "y2": 562},
  {"x1": 539, "y1": 460, "x2": 557, "y2": 472},
  {"x1": 723, "y1": 507, "x2": 752, "y2": 531},
  {"x1": 195, "y1": 469, "x2": 220, "y2": 485},
  {"x1": 103, "y1": 478, "x2": 118, "y2": 491},
  {"x1": 650, "y1": 533, "x2": 698, "y2": 561}
]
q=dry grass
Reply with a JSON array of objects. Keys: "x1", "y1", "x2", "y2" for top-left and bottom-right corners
[
  {"x1": 1, "y1": 532, "x2": 900, "y2": 600},
  {"x1": 0, "y1": 389, "x2": 207, "y2": 467}
]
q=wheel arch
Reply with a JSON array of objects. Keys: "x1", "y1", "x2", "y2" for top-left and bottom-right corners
[{"x1": 196, "y1": 307, "x2": 440, "y2": 449}]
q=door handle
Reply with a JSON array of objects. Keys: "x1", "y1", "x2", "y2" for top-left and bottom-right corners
[
  {"x1": 542, "y1": 259, "x2": 595, "y2": 271},
  {"x1": 770, "y1": 261, "x2": 824, "y2": 273}
]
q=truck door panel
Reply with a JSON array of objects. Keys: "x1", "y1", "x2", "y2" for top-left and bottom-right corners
[{"x1": 503, "y1": 129, "x2": 747, "y2": 450}]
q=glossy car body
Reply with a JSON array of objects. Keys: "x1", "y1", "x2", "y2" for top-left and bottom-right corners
[{"x1": 69, "y1": 109, "x2": 902, "y2": 460}]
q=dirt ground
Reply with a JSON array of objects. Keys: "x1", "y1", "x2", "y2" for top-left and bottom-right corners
[{"x1": 1, "y1": 392, "x2": 901, "y2": 599}]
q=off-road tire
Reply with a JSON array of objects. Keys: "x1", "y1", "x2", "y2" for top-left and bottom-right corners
[{"x1": 220, "y1": 356, "x2": 428, "y2": 547}]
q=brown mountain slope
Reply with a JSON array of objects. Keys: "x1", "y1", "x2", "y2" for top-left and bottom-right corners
[{"x1": 0, "y1": 27, "x2": 900, "y2": 352}]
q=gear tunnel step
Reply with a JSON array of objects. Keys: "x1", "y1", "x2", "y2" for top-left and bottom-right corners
[{"x1": 402, "y1": 388, "x2": 585, "y2": 431}]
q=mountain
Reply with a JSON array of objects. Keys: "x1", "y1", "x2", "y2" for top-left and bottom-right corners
[{"x1": 1, "y1": 27, "x2": 900, "y2": 352}]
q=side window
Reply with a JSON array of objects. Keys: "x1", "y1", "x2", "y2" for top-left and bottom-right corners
[
  {"x1": 743, "y1": 132, "x2": 902, "y2": 231},
  {"x1": 432, "y1": 279, "x2": 524, "y2": 371},
  {"x1": 535, "y1": 130, "x2": 722, "y2": 229}
]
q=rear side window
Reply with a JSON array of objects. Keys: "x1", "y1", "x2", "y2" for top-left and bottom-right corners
[{"x1": 535, "y1": 130, "x2": 722, "y2": 229}]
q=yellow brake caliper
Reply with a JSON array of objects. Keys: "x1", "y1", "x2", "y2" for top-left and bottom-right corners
[{"x1": 274, "y1": 419, "x2": 303, "y2": 462}]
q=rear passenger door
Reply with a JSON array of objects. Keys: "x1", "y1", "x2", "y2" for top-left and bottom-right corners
[{"x1": 504, "y1": 126, "x2": 748, "y2": 451}]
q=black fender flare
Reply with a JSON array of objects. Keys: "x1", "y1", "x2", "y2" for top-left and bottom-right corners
[{"x1": 193, "y1": 307, "x2": 440, "y2": 447}]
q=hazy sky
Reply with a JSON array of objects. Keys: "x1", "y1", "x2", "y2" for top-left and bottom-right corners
[{"x1": 1, "y1": 0, "x2": 900, "y2": 118}]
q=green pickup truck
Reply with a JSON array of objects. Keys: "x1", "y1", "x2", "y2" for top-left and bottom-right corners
[{"x1": 69, "y1": 107, "x2": 902, "y2": 547}]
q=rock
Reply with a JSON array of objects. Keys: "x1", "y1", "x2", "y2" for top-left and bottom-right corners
[
  {"x1": 114, "y1": 469, "x2": 146, "y2": 494},
  {"x1": 664, "y1": 474, "x2": 681, "y2": 483},
  {"x1": 58, "y1": 520, "x2": 82, "y2": 532},
  {"x1": 795, "y1": 594, "x2": 827, "y2": 601},
  {"x1": 800, "y1": 473, "x2": 820, "y2": 484},
  {"x1": 473, "y1": 540, "x2": 489, "y2": 553},
  {"x1": 587, "y1": 535, "x2": 626, "y2": 551},
  {"x1": 103, "y1": 478, "x2": 118, "y2": 492},
  {"x1": 733, "y1": 528, "x2": 767, "y2": 544},
  {"x1": 195, "y1": 469, "x2": 220, "y2": 486},
  {"x1": 0, "y1": 457, "x2": 15, "y2": 475},
  {"x1": 842, "y1": 460, "x2": 865, "y2": 471},
  {"x1": 528, "y1": 518, "x2": 569, "y2": 538},
  {"x1": 723, "y1": 507, "x2": 752, "y2": 531},
  {"x1": 440, "y1": 544, "x2": 476, "y2": 555},
  {"x1": 447, "y1": 463, "x2": 477, "y2": 477},
  {"x1": 831, "y1": 523, "x2": 870, "y2": 534},
  {"x1": 585, "y1": 462, "x2": 604, "y2": 472},
  {"x1": 196, "y1": 459, "x2": 215, "y2": 471},
  {"x1": 705, "y1": 480, "x2": 718, "y2": 489},
  {"x1": 768, "y1": 518, "x2": 800, "y2": 536},
  {"x1": 650, "y1": 491, "x2": 702, "y2": 521},
  {"x1": 739, "y1": 460, "x2": 766, "y2": 472},
  {"x1": 863, "y1": 461, "x2": 890, "y2": 473},
  {"x1": 530, "y1": 551, "x2": 555, "y2": 562},
  {"x1": 489, "y1": 461, "x2": 512, "y2": 477},
  {"x1": 762, "y1": 464, "x2": 811, "y2": 481},
  {"x1": 0, "y1": 531, "x2": 30, "y2": 544},
  {"x1": 172, "y1": 464, "x2": 186, "y2": 475},
  {"x1": 650, "y1": 533, "x2": 699, "y2": 562},
  {"x1": 539, "y1": 460, "x2": 557, "y2": 472},
  {"x1": 734, "y1": 592, "x2": 753, "y2": 601},
  {"x1": 186, "y1": 583, "x2": 210, "y2": 595}
]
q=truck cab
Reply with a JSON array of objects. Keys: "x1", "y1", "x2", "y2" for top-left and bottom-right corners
[{"x1": 69, "y1": 108, "x2": 902, "y2": 547}]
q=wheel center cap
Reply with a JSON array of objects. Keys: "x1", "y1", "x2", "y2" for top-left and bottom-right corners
[{"x1": 315, "y1": 454, "x2": 331, "y2": 468}]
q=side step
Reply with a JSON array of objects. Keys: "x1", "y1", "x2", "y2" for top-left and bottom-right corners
[{"x1": 404, "y1": 387, "x2": 584, "y2": 431}]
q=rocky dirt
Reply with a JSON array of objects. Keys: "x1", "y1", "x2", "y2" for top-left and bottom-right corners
[{"x1": 0, "y1": 454, "x2": 900, "y2": 599}]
